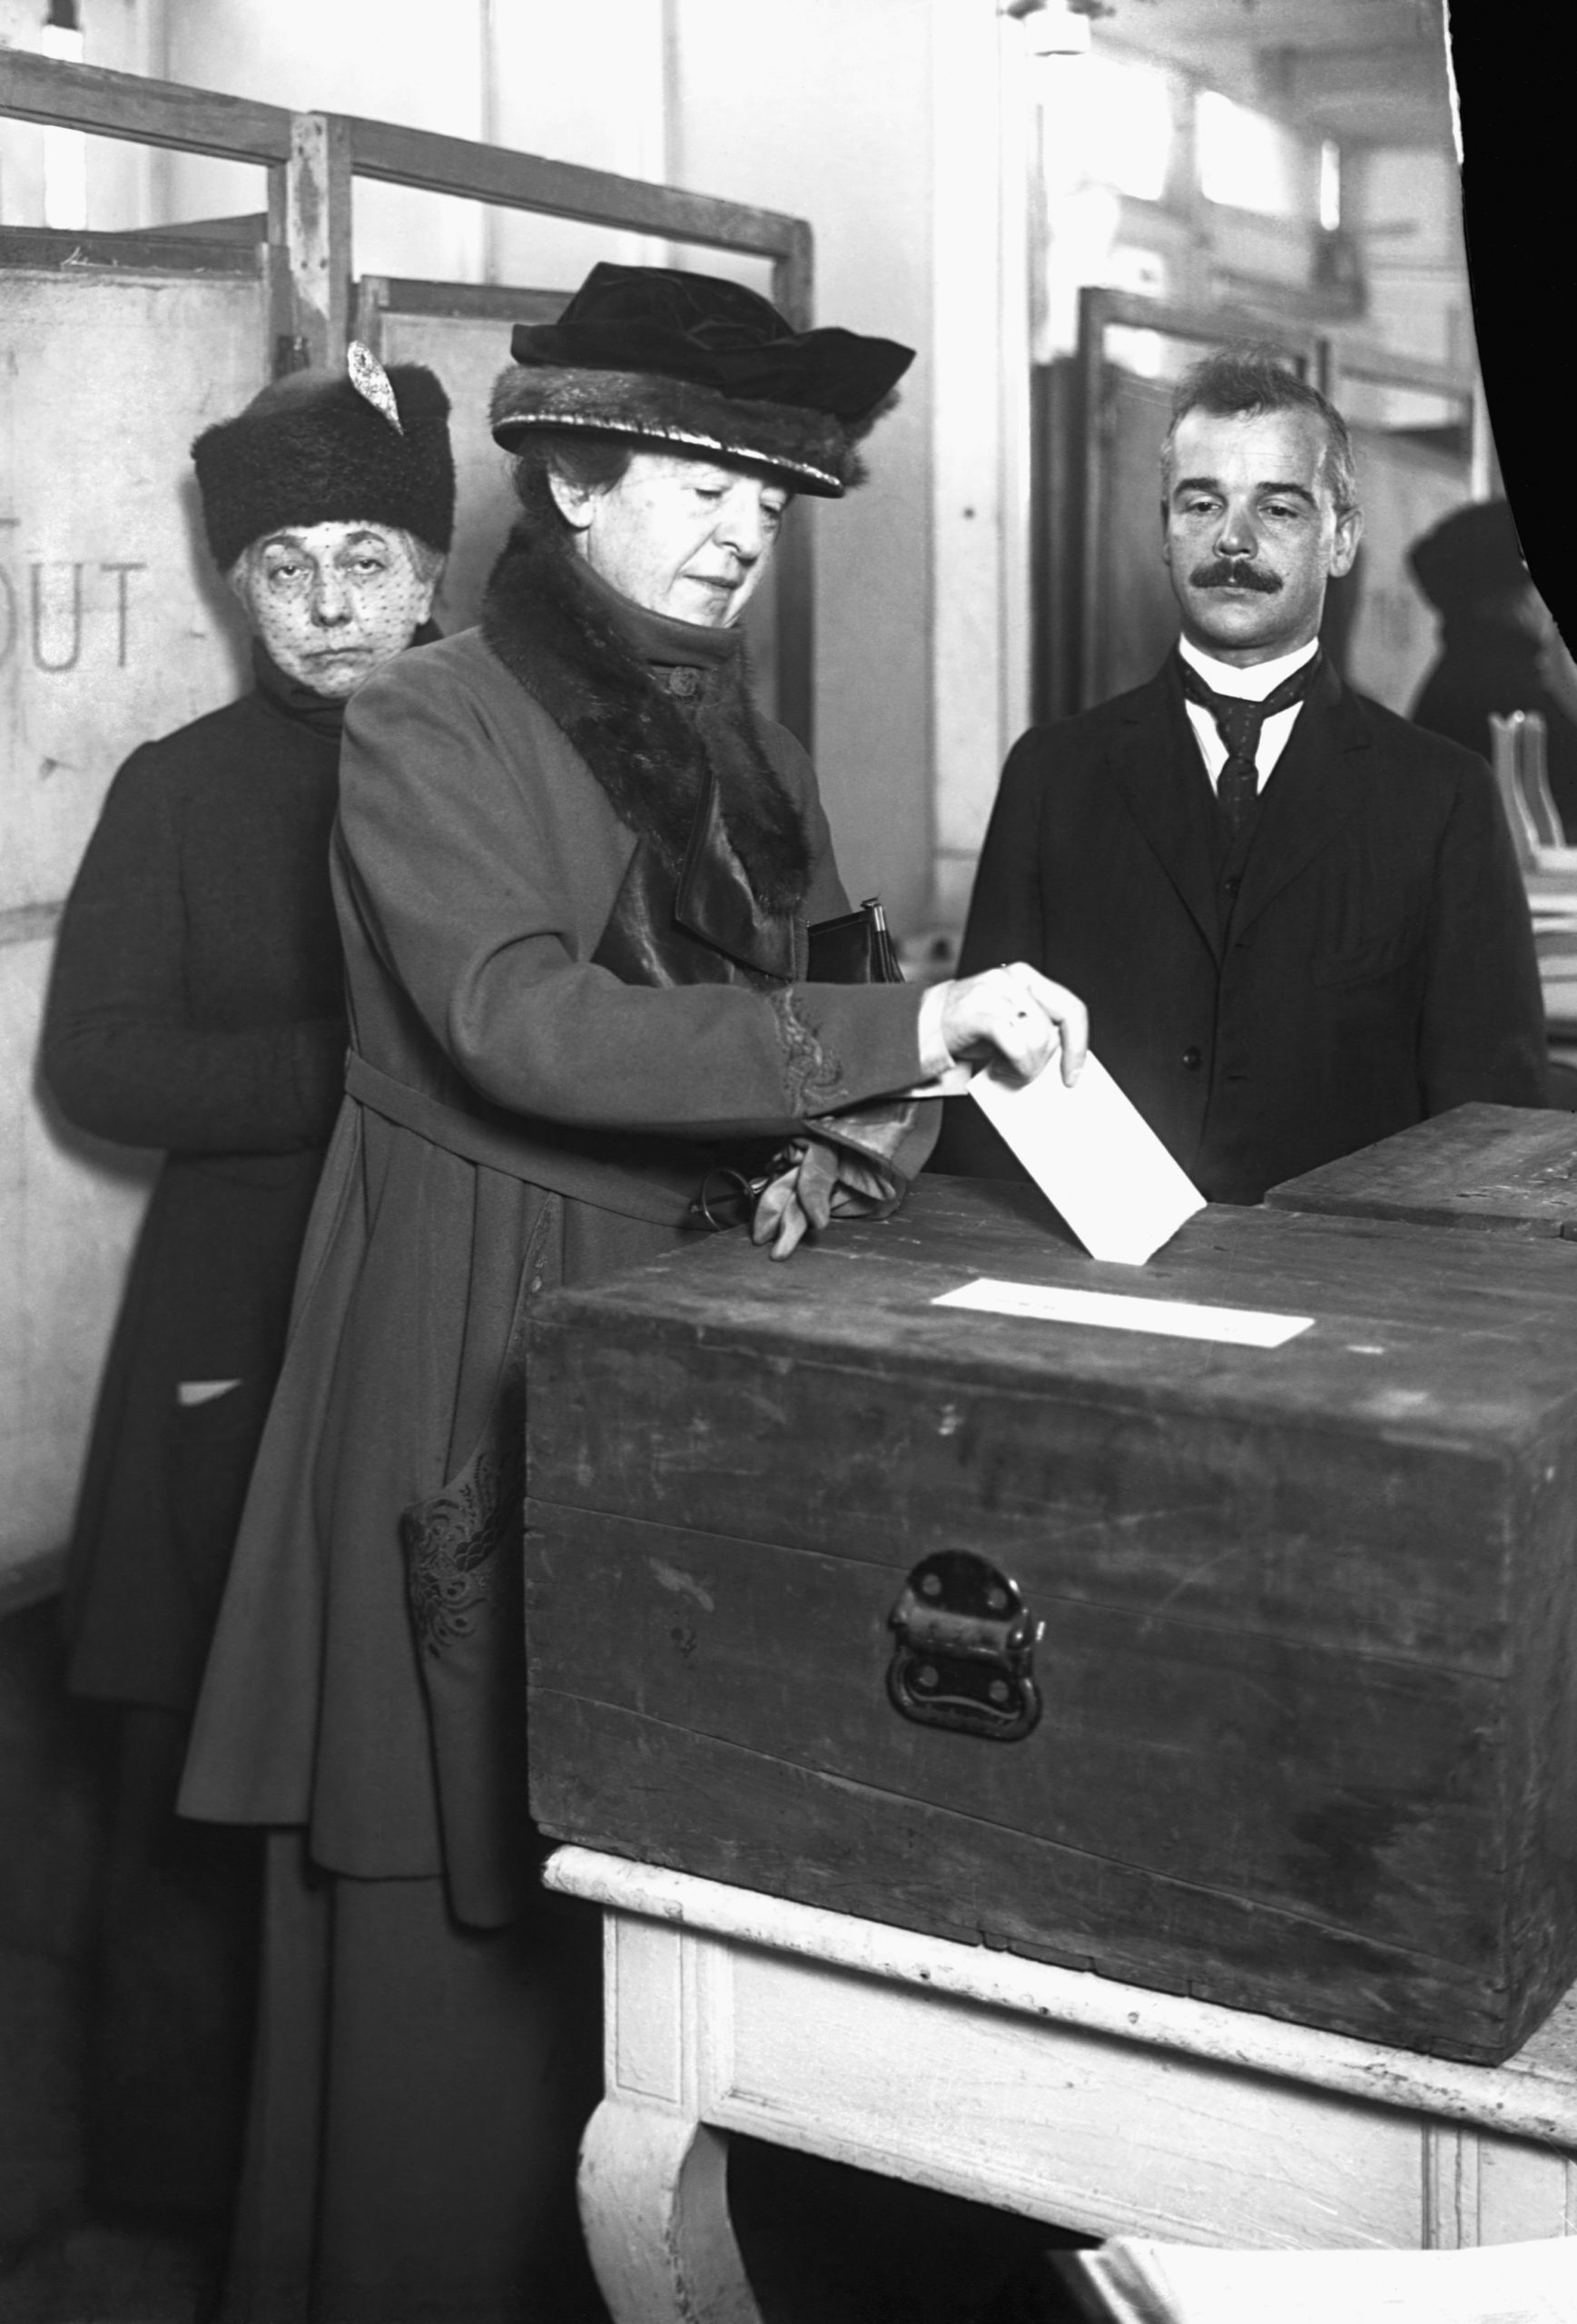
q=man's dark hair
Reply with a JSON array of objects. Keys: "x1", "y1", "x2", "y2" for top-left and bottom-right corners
[
  {"x1": 509, "y1": 433, "x2": 636, "y2": 536},
  {"x1": 1161, "y1": 343, "x2": 1359, "y2": 516}
]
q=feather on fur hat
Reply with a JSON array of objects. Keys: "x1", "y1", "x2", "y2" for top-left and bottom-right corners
[
  {"x1": 192, "y1": 351, "x2": 457, "y2": 572},
  {"x1": 490, "y1": 263, "x2": 913, "y2": 497}
]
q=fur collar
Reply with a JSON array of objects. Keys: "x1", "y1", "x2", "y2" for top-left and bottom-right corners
[{"x1": 479, "y1": 526, "x2": 811, "y2": 911}]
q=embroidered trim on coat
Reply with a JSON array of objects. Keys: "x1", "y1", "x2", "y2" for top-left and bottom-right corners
[
  {"x1": 399, "y1": 1196, "x2": 556, "y2": 1664},
  {"x1": 401, "y1": 1428, "x2": 524, "y2": 1661},
  {"x1": 770, "y1": 989, "x2": 848, "y2": 1114}
]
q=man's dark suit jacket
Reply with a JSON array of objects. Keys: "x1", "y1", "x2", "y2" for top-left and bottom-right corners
[{"x1": 934, "y1": 655, "x2": 1548, "y2": 1205}]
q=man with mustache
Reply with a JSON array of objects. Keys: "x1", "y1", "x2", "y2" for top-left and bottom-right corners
[{"x1": 936, "y1": 344, "x2": 1545, "y2": 1203}]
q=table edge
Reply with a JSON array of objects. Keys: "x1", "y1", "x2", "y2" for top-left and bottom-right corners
[{"x1": 544, "y1": 1846, "x2": 1577, "y2": 2152}]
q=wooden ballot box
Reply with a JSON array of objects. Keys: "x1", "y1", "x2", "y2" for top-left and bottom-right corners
[
  {"x1": 1269, "y1": 1102, "x2": 1577, "y2": 1237},
  {"x1": 523, "y1": 1175, "x2": 1577, "y2": 2064}
]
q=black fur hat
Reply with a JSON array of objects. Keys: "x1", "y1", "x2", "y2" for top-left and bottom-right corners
[
  {"x1": 491, "y1": 263, "x2": 913, "y2": 497},
  {"x1": 192, "y1": 352, "x2": 457, "y2": 572}
]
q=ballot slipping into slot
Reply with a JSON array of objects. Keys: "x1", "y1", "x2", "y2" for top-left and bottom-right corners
[{"x1": 968, "y1": 1050, "x2": 1206, "y2": 1265}]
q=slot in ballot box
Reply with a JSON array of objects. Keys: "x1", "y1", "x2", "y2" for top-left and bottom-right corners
[{"x1": 523, "y1": 1174, "x2": 1577, "y2": 2063}]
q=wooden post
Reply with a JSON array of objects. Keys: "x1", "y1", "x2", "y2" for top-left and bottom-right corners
[
  {"x1": 1074, "y1": 284, "x2": 1110, "y2": 714},
  {"x1": 264, "y1": 162, "x2": 294, "y2": 379},
  {"x1": 770, "y1": 222, "x2": 813, "y2": 334},
  {"x1": 283, "y1": 112, "x2": 351, "y2": 373},
  {"x1": 772, "y1": 222, "x2": 815, "y2": 752},
  {"x1": 350, "y1": 275, "x2": 390, "y2": 359},
  {"x1": 1314, "y1": 333, "x2": 1336, "y2": 400}
]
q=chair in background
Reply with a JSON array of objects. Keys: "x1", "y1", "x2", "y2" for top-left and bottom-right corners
[{"x1": 1492, "y1": 710, "x2": 1566, "y2": 863}]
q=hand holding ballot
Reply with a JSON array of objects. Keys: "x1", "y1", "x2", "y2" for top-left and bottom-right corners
[
  {"x1": 939, "y1": 961, "x2": 1089, "y2": 1086},
  {"x1": 752, "y1": 967, "x2": 1089, "y2": 1263},
  {"x1": 970, "y1": 1049, "x2": 1206, "y2": 1265}
]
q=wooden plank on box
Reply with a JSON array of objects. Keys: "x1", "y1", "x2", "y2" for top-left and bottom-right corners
[{"x1": 1267, "y1": 1104, "x2": 1577, "y2": 1235}]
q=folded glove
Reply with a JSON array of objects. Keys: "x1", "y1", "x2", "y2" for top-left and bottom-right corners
[{"x1": 751, "y1": 1135, "x2": 902, "y2": 1262}]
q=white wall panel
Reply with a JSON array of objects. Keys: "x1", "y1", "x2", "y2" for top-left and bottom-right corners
[
  {"x1": 672, "y1": 0, "x2": 935, "y2": 936},
  {"x1": 0, "y1": 263, "x2": 264, "y2": 1590}
]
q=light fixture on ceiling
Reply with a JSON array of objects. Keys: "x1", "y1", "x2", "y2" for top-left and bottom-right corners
[{"x1": 1002, "y1": 0, "x2": 1105, "y2": 60}]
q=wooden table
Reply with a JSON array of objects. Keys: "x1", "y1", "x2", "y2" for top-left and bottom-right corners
[{"x1": 546, "y1": 1846, "x2": 1577, "y2": 2324}]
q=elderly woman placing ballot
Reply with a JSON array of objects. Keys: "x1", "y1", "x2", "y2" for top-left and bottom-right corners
[{"x1": 181, "y1": 264, "x2": 1084, "y2": 2321}]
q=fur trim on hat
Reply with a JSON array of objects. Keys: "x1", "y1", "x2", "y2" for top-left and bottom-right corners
[
  {"x1": 488, "y1": 364, "x2": 896, "y2": 497},
  {"x1": 192, "y1": 365, "x2": 457, "y2": 572},
  {"x1": 479, "y1": 525, "x2": 811, "y2": 911}
]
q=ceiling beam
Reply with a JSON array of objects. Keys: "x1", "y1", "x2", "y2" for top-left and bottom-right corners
[{"x1": 1254, "y1": 43, "x2": 1452, "y2": 146}]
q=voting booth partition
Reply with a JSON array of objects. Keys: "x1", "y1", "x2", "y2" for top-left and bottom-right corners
[
  {"x1": 0, "y1": 54, "x2": 813, "y2": 1604},
  {"x1": 1032, "y1": 285, "x2": 1481, "y2": 726},
  {"x1": 1, "y1": 233, "x2": 265, "y2": 1609}
]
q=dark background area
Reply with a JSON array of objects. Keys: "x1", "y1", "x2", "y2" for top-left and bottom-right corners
[{"x1": 1449, "y1": 18, "x2": 1557, "y2": 631}]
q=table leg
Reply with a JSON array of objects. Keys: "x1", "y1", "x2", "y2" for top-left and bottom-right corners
[{"x1": 578, "y1": 2093, "x2": 764, "y2": 2324}]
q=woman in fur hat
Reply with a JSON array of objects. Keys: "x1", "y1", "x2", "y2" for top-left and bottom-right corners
[
  {"x1": 41, "y1": 351, "x2": 454, "y2": 2240},
  {"x1": 180, "y1": 264, "x2": 1085, "y2": 2321}
]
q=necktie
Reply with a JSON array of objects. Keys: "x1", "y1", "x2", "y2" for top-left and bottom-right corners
[{"x1": 1178, "y1": 650, "x2": 1322, "y2": 844}]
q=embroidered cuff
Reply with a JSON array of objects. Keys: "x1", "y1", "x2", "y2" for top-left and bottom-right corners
[{"x1": 769, "y1": 989, "x2": 848, "y2": 1113}]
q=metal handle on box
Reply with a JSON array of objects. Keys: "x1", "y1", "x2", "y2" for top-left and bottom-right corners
[{"x1": 886, "y1": 1551, "x2": 1043, "y2": 1743}]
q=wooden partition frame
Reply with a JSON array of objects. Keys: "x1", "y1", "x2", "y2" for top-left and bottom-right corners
[{"x1": 0, "y1": 53, "x2": 817, "y2": 739}]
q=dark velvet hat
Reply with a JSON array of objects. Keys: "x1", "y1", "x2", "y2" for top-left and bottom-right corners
[
  {"x1": 1408, "y1": 498, "x2": 1530, "y2": 616},
  {"x1": 489, "y1": 262, "x2": 913, "y2": 497},
  {"x1": 192, "y1": 350, "x2": 457, "y2": 573}
]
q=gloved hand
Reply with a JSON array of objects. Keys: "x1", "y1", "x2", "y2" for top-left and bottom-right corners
[{"x1": 750, "y1": 1137, "x2": 899, "y2": 1262}]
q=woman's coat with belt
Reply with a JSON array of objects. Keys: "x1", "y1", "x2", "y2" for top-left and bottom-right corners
[{"x1": 182, "y1": 534, "x2": 934, "y2": 1926}]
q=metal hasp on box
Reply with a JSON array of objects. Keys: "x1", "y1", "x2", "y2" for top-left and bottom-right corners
[{"x1": 523, "y1": 1172, "x2": 1577, "y2": 2065}]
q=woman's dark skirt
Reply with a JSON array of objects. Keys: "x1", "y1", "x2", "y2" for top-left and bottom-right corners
[{"x1": 220, "y1": 1834, "x2": 606, "y2": 2323}]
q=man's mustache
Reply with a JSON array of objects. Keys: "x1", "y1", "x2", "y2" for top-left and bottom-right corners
[{"x1": 1190, "y1": 560, "x2": 1282, "y2": 595}]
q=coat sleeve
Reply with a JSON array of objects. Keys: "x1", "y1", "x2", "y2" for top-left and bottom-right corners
[
  {"x1": 337, "y1": 654, "x2": 927, "y2": 1140},
  {"x1": 42, "y1": 749, "x2": 347, "y2": 1154},
  {"x1": 1417, "y1": 750, "x2": 1548, "y2": 1114}
]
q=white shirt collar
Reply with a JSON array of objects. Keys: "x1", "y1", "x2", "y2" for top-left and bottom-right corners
[{"x1": 1178, "y1": 634, "x2": 1319, "y2": 703}]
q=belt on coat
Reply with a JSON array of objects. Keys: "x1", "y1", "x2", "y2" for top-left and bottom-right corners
[{"x1": 344, "y1": 1050, "x2": 720, "y2": 1229}]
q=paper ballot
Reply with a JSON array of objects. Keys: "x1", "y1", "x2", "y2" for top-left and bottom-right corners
[
  {"x1": 933, "y1": 1279, "x2": 1312, "y2": 1347},
  {"x1": 1057, "y1": 2232, "x2": 1577, "y2": 2324},
  {"x1": 968, "y1": 1052, "x2": 1206, "y2": 1265}
]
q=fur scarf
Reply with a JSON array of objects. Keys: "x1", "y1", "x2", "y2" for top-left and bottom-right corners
[{"x1": 478, "y1": 526, "x2": 811, "y2": 914}]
